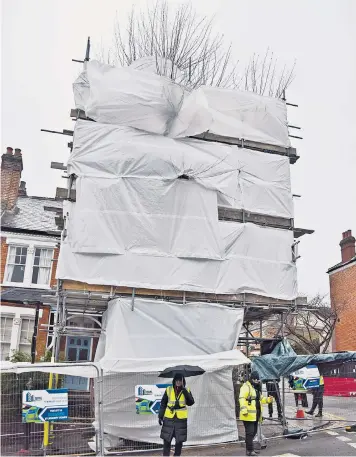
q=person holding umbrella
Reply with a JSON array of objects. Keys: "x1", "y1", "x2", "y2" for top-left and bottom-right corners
[
  {"x1": 239, "y1": 370, "x2": 273, "y2": 456},
  {"x1": 158, "y1": 371, "x2": 195, "y2": 456}
]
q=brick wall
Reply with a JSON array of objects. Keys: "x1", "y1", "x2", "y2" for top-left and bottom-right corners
[
  {"x1": 50, "y1": 247, "x2": 59, "y2": 287},
  {"x1": 329, "y1": 263, "x2": 356, "y2": 351},
  {"x1": 36, "y1": 305, "x2": 50, "y2": 360},
  {"x1": 0, "y1": 237, "x2": 9, "y2": 284}
]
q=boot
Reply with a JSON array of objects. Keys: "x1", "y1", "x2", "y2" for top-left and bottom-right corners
[
  {"x1": 306, "y1": 410, "x2": 314, "y2": 416},
  {"x1": 315, "y1": 411, "x2": 323, "y2": 418},
  {"x1": 253, "y1": 448, "x2": 261, "y2": 454}
]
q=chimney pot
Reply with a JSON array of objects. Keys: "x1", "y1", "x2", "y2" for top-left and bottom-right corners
[
  {"x1": 340, "y1": 229, "x2": 355, "y2": 263},
  {"x1": 18, "y1": 180, "x2": 27, "y2": 197},
  {"x1": 14, "y1": 148, "x2": 22, "y2": 157},
  {"x1": 6, "y1": 147, "x2": 13, "y2": 155}
]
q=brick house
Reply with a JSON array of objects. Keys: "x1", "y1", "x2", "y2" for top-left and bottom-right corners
[
  {"x1": 327, "y1": 230, "x2": 356, "y2": 351},
  {"x1": 1, "y1": 147, "x2": 61, "y2": 361}
]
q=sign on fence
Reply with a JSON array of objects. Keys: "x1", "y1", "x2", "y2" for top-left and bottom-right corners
[
  {"x1": 291, "y1": 365, "x2": 321, "y2": 390},
  {"x1": 22, "y1": 388, "x2": 68, "y2": 423},
  {"x1": 135, "y1": 384, "x2": 171, "y2": 415}
]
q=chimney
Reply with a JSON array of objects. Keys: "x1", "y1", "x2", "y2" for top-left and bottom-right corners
[
  {"x1": 1, "y1": 146, "x2": 23, "y2": 210},
  {"x1": 340, "y1": 230, "x2": 356, "y2": 263},
  {"x1": 18, "y1": 181, "x2": 27, "y2": 197}
]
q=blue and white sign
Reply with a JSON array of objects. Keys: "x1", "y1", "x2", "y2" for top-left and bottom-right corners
[
  {"x1": 135, "y1": 384, "x2": 171, "y2": 415},
  {"x1": 292, "y1": 365, "x2": 321, "y2": 391},
  {"x1": 22, "y1": 389, "x2": 68, "y2": 423}
]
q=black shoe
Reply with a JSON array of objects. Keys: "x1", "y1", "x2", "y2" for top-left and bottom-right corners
[
  {"x1": 253, "y1": 449, "x2": 261, "y2": 454},
  {"x1": 315, "y1": 412, "x2": 323, "y2": 418},
  {"x1": 278, "y1": 415, "x2": 283, "y2": 421},
  {"x1": 246, "y1": 452, "x2": 258, "y2": 456},
  {"x1": 269, "y1": 414, "x2": 273, "y2": 418},
  {"x1": 306, "y1": 410, "x2": 314, "y2": 415}
]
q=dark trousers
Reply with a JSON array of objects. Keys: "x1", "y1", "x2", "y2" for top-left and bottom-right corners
[
  {"x1": 266, "y1": 382, "x2": 282, "y2": 417},
  {"x1": 310, "y1": 386, "x2": 324, "y2": 413},
  {"x1": 243, "y1": 421, "x2": 258, "y2": 452},
  {"x1": 294, "y1": 393, "x2": 308, "y2": 408},
  {"x1": 163, "y1": 440, "x2": 183, "y2": 456}
]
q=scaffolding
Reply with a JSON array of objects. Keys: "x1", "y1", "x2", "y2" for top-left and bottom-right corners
[{"x1": 41, "y1": 37, "x2": 313, "y2": 361}]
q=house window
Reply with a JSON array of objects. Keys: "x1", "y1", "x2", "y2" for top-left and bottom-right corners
[
  {"x1": 0, "y1": 315, "x2": 14, "y2": 360},
  {"x1": 19, "y1": 318, "x2": 35, "y2": 354},
  {"x1": 5, "y1": 246, "x2": 28, "y2": 283},
  {"x1": 4, "y1": 243, "x2": 54, "y2": 287},
  {"x1": 32, "y1": 248, "x2": 53, "y2": 285}
]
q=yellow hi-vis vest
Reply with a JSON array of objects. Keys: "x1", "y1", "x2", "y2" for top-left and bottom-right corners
[
  {"x1": 239, "y1": 381, "x2": 272, "y2": 422},
  {"x1": 320, "y1": 376, "x2": 324, "y2": 386},
  {"x1": 164, "y1": 386, "x2": 189, "y2": 420}
]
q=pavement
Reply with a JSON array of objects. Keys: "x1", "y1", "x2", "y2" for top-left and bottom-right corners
[
  {"x1": 147, "y1": 393, "x2": 356, "y2": 457},
  {"x1": 175, "y1": 429, "x2": 356, "y2": 456}
]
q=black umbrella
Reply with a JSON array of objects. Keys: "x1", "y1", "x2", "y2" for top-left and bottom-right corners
[{"x1": 158, "y1": 365, "x2": 205, "y2": 379}]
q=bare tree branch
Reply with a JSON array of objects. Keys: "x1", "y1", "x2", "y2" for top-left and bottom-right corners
[
  {"x1": 103, "y1": 1, "x2": 295, "y2": 96},
  {"x1": 283, "y1": 294, "x2": 347, "y2": 354}
]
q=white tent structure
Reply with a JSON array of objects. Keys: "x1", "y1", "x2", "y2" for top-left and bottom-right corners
[{"x1": 94, "y1": 298, "x2": 248, "y2": 445}]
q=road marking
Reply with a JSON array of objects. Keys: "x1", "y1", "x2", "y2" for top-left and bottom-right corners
[
  {"x1": 348, "y1": 443, "x2": 356, "y2": 449},
  {"x1": 326, "y1": 430, "x2": 339, "y2": 435},
  {"x1": 337, "y1": 435, "x2": 352, "y2": 442},
  {"x1": 272, "y1": 454, "x2": 300, "y2": 457},
  {"x1": 323, "y1": 411, "x2": 346, "y2": 420}
]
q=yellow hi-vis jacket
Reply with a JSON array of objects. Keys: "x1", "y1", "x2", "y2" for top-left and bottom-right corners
[
  {"x1": 239, "y1": 381, "x2": 272, "y2": 422},
  {"x1": 164, "y1": 386, "x2": 190, "y2": 420}
]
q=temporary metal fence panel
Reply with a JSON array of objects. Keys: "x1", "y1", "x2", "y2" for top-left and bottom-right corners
[
  {"x1": 2, "y1": 362, "x2": 355, "y2": 456},
  {"x1": 0, "y1": 363, "x2": 102, "y2": 456}
]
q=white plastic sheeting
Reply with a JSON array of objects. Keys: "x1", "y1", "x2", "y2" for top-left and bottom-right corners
[
  {"x1": 58, "y1": 222, "x2": 297, "y2": 300},
  {"x1": 100, "y1": 369, "x2": 238, "y2": 445},
  {"x1": 69, "y1": 120, "x2": 293, "y2": 219},
  {"x1": 94, "y1": 298, "x2": 247, "y2": 445},
  {"x1": 0, "y1": 361, "x2": 99, "y2": 378},
  {"x1": 0, "y1": 351, "x2": 249, "y2": 377},
  {"x1": 99, "y1": 350, "x2": 250, "y2": 374},
  {"x1": 97, "y1": 298, "x2": 244, "y2": 360},
  {"x1": 67, "y1": 176, "x2": 222, "y2": 258},
  {"x1": 73, "y1": 60, "x2": 290, "y2": 147}
]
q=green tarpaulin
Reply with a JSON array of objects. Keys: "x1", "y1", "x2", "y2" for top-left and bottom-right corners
[{"x1": 252, "y1": 339, "x2": 356, "y2": 380}]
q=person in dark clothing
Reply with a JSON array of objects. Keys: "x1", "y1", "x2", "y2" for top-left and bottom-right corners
[
  {"x1": 265, "y1": 379, "x2": 283, "y2": 420},
  {"x1": 158, "y1": 373, "x2": 195, "y2": 456},
  {"x1": 306, "y1": 376, "x2": 324, "y2": 418},
  {"x1": 240, "y1": 371, "x2": 273, "y2": 456}
]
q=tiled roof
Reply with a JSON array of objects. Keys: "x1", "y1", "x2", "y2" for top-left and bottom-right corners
[
  {"x1": 1, "y1": 196, "x2": 62, "y2": 235},
  {"x1": 327, "y1": 255, "x2": 356, "y2": 274},
  {"x1": 1, "y1": 287, "x2": 54, "y2": 304}
]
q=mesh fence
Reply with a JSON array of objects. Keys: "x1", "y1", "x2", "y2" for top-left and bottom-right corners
[
  {"x1": 0, "y1": 369, "x2": 100, "y2": 456},
  {"x1": 1, "y1": 362, "x2": 355, "y2": 456}
]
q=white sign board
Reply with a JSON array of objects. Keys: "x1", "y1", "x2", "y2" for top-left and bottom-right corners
[
  {"x1": 135, "y1": 384, "x2": 171, "y2": 415},
  {"x1": 22, "y1": 389, "x2": 68, "y2": 423}
]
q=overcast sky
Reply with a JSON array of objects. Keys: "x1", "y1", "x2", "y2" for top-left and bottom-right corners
[{"x1": 2, "y1": 0, "x2": 356, "y2": 298}]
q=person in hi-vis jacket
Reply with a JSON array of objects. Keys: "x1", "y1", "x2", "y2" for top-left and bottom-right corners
[
  {"x1": 158, "y1": 373, "x2": 195, "y2": 456},
  {"x1": 239, "y1": 371, "x2": 273, "y2": 456}
]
